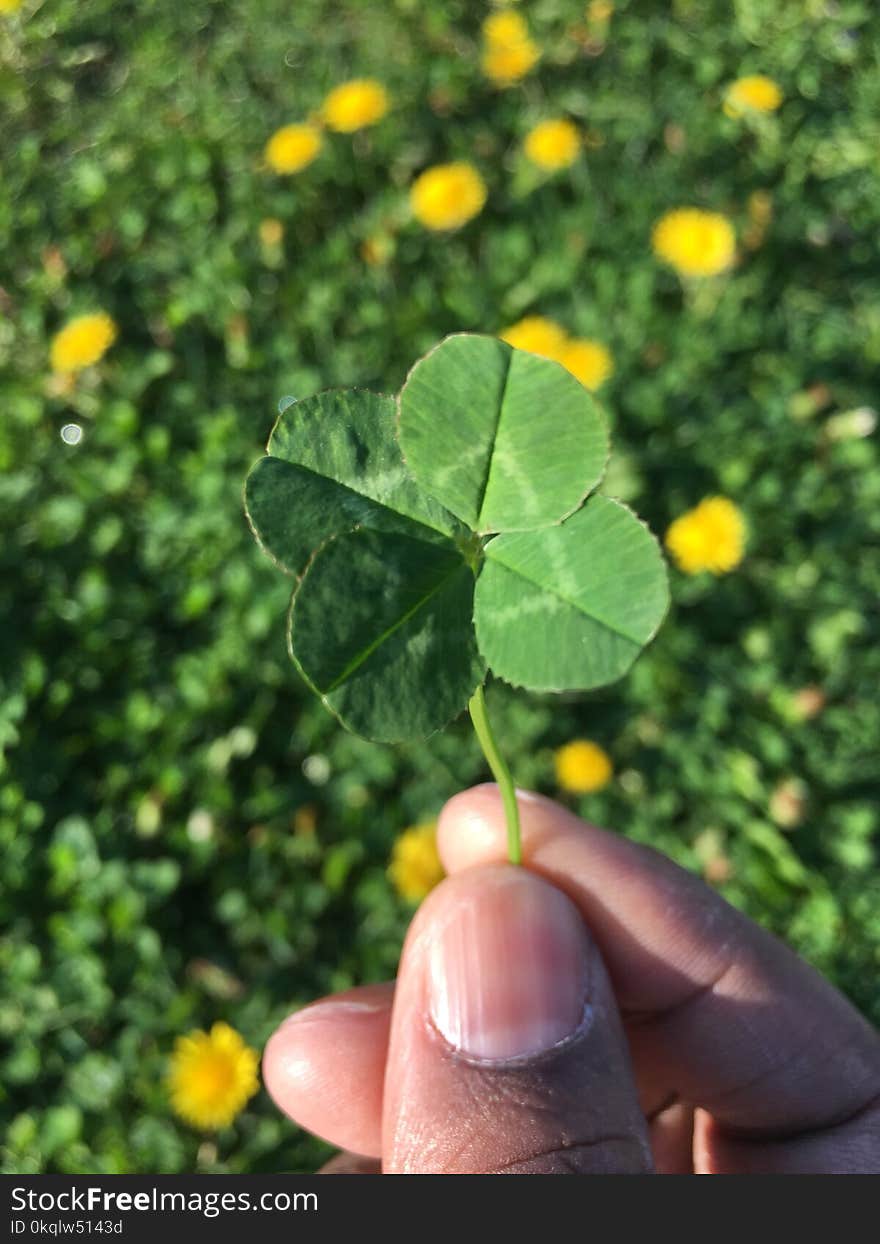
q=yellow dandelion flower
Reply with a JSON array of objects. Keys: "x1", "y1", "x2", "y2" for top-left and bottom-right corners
[
  {"x1": 264, "y1": 123, "x2": 322, "y2": 175},
  {"x1": 483, "y1": 40, "x2": 540, "y2": 87},
  {"x1": 481, "y1": 10, "x2": 539, "y2": 87},
  {"x1": 0, "y1": 0, "x2": 23, "y2": 12},
  {"x1": 500, "y1": 319, "x2": 613, "y2": 391},
  {"x1": 410, "y1": 162, "x2": 487, "y2": 232},
  {"x1": 322, "y1": 79, "x2": 389, "y2": 133},
  {"x1": 167, "y1": 1022, "x2": 259, "y2": 1131},
  {"x1": 665, "y1": 496, "x2": 746, "y2": 575},
  {"x1": 555, "y1": 740, "x2": 613, "y2": 795},
  {"x1": 524, "y1": 119, "x2": 581, "y2": 172},
  {"x1": 559, "y1": 338, "x2": 614, "y2": 390},
  {"x1": 651, "y1": 208, "x2": 736, "y2": 278},
  {"x1": 500, "y1": 314, "x2": 568, "y2": 359},
  {"x1": 483, "y1": 11, "x2": 529, "y2": 47},
  {"x1": 50, "y1": 312, "x2": 117, "y2": 374},
  {"x1": 258, "y1": 218, "x2": 284, "y2": 247},
  {"x1": 388, "y1": 822, "x2": 444, "y2": 903},
  {"x1": 724, "y1": 75, "x2": 783, "y2": 118}
]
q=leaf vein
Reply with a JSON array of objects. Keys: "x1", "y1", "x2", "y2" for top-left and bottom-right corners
[
  {"x1": 475, "y1": 349, "x2": 513, "y2": 529},
  {"x1": 322, "y1": 559, "x2": 465, "y2": 693},
  {"x1": 267, "y1": 455, "x2": 447, "y2": 537},
  {"x1": 484, "y1": 551, "x2": 644, "y2": 647}
]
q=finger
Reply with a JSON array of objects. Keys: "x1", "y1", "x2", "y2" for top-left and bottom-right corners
[
  {"x1": 437, "y1": 787, "x2": 880, "y2": 1150},
  {"x1": 382, "y1": 863, "x2": 652, "y2": 1173},
  {"x1": 649, "y1": 1102, "x2": 695, "y2": 1174},
  {"x1": 267, "y1": 984, "x2": 697, "y2": 1173},
  {"x1": 263, "y1": 982, "x2": 393, "y2": 1158},
  {"x1": 265, "y1": 986, "x2": 695, "y2": 1174},
  {"x1": 698, "y1": 1100, "x2": 880, "y2": 1174},
  {"x1": 318, "y1": 1151, "x2": 381, "y2": 1175}
]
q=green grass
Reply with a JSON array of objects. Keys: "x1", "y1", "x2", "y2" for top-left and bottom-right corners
[{"x1": 1, "y1": 0, "x2": 879, "y2": 1173}]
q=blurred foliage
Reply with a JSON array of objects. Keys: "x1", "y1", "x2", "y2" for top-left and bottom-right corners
[{"x1": 1, "y1": 0, "x2": 879, "y2": 1173}]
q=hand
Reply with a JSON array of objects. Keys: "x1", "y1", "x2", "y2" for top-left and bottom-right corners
[{"x1": 263, "y1": 785, "x2": 880, "y2": 1173}]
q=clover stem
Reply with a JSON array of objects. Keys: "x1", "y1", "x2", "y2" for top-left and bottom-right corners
[{"x1": 468, "y1": 683, "x2": 522, "y2": 865}]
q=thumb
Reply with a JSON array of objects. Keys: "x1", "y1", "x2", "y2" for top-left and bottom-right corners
[{"x1": 382, "y1": 864, "x2": 652, "y2": 1173}]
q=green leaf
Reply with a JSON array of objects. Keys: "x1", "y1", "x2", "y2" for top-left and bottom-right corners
[
  {"x1": 398, "y1": 333, "x2": 609, "y2": 534},
  {"x1": 474, "y1": 496, "x2": 669, "y2": 692},
  {"x1": 245, "y1": 389, "x2": 460, "y2": 576},
  {"x1": 289, "y1": 527, "x2": 485, "y2": 742}
]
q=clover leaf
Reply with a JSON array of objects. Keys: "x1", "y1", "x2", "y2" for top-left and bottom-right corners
[
  {"x1": 289, "y1": 526, "x2": 485, "y2": 743},
  {"x1": 398, "y1": 333, "x2": 609, "y2": 533},
  {"x1": 475, "y1": 496, "x2": 669, "y2": 692},
  {"x1": 244, "y1": 389, "x2": 462, "y2": 577},
  {"x1": 245, "y1": 333, "x2": 669, "y2": 862}
]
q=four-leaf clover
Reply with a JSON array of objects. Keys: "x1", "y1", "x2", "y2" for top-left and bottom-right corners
[{"x1": 246, "y1": 332, "x2": 668, "y2": 742}]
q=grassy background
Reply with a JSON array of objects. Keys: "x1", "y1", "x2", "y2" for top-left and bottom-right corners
[{"x1": 1, "y1": 0, "x2": 879, "y2": 1173}]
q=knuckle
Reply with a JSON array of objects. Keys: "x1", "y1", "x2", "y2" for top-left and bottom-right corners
[{"x1": 490, "y1": 1135, "x2": 653, "y2": 1174}]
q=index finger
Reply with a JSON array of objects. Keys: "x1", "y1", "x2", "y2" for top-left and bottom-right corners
[{"x1": 438, "y1": 785, "x2": 880, "y2": 1142}]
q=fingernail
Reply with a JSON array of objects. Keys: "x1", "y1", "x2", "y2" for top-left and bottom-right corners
[
  {"x1": 280, "y1": 995, "x2": 389, "y2": 1028},
  {"x1": 428, "y1": 870, "x2": 590, "y2": 1061},
  {"x1": 281, "y1": 1003, "x2": 367, "y2": 1027},
  {"x1": 514, "y1": 786, "x2": 545, "y2": 804}
]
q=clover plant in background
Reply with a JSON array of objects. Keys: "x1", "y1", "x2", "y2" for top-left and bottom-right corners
[{"x1": 245, "y1": 334, "x2": 669, "y2": 863}]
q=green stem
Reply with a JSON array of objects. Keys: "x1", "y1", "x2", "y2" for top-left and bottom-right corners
[{"x1": 468, "y1": 684, "x2": 522, "y2": 865}]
